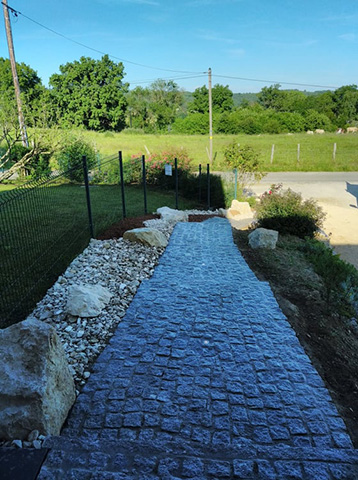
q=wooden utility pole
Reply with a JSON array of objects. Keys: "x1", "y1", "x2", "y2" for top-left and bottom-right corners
[
  {"x1": 3, "y1": 0, "x2": 28, "y2": 147},
  {"x1": 208, "y1": 67, "x2": 213, "y2": 164}
]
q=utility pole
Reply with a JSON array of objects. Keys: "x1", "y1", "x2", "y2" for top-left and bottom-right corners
[
  {"x1": 208, "y1": 67, "x2": 213, "y2": 164},
  {"x1": 3, "y1": 0, "x2": 28, "y2": 147}
]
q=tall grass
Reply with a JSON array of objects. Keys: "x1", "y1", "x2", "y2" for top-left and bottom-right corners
[{"x1": 78, "y1": 131, "x2": 358, "y2": 172}]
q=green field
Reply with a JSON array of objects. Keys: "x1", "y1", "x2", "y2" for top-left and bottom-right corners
[{"x1": 81, "y1": 131, "x2": 358, "y2": 172}]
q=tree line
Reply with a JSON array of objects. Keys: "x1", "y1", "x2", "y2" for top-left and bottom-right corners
[{"x1": 1, "y1": 54, "x2": 358, "y2": 136}]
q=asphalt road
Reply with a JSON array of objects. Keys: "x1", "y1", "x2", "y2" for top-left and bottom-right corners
[{"x1": 250, "y1": 172, "x2": 358, "y2": 269}]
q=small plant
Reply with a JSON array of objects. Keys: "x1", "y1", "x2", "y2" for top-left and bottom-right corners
[
  {"x1": 223, "y1": 142, "x2": 265, "y2": 189},
  {"x1": 255, "y1": 184, "x2": 326, "y2": 238}
]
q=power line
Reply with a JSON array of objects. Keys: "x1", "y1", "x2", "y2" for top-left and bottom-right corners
[
  {"x1": 130, "y1": 74, "x2": 207, "y2": 86},
  {"x1": 213, "y1": 74, "x2": 338, "y2": 90},
  {"x1": 2, "y1": 2, "x2": 341, "y2": 91},
  {"x1": 1, "y1": 1, "x2": 205, "y2": 75}
]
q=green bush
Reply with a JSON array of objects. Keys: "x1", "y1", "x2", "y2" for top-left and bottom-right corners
[
  {"x1": 172, "y1": 113, "x2": 209, "y2": 135},
  {"x1": 56, "y1": 136, "x2": 96, "y2": 182},
  {"x1": 223, "y1": 142, "x2": 265, "y2": 190},
  {"x1": 255, "y1": 184, "x2": 326, "y2": 238},
  {"x1": 303, "y1": 239, "x2": 358, "y2": 308},
  {"x1": 123, "y1": 148, "x2": 193, "y2": 188}
]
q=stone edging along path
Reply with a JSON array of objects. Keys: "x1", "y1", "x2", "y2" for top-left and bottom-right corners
[{"x1": 38, "y1": 217, "x2": 358, "y2": 479}]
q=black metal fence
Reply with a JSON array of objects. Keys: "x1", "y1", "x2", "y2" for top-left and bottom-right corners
[{"x1": 0, "y1": 152, "x2": 218, "y2": 329}]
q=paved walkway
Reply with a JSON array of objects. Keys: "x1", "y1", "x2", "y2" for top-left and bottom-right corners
[{"x1": 38, "y1": 218, "x2": 358, "y2": 479}]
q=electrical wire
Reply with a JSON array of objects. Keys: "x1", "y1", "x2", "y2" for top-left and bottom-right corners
[
  {"x1": 213, "y1": 74, "x2": 338, "y2": 90},
  {"x1": 2, "y1": 2, "x2": 341, "y2": 91},
  {"x1": 130, "y1": 74, "x2": 207, "y2": 86},
  {"x1": 1, "y1": 1, "x2": 206, "y2": 75}
]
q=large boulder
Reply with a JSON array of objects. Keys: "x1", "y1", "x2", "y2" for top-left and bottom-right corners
[
  {"x1": 0, "y1": 318, "x2": 75, "y2": 440},
  {"x1": 157, "y1": 207, "x2": 188, "y2": 223},
  {"x1": 248, "y1": 227, "x2": 279, "y2": 249},
  {"x1": 227, "y1": 200, "x2": 252, "y2": 219},
  {"x1": 124, "y1": 227, "x2": 168, "y2": 248},
  {"x1": 66, "y1": 283, "x2": 112, "y2": 318}
]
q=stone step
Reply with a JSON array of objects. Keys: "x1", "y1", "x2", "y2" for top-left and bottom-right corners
[{"x1": 39, "y1": 436, "x2": 358, "y2": 479}]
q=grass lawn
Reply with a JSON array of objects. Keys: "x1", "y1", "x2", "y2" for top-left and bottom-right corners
[
  {"x1": 80, "y1": 130, "x2": 358, "y2": 172},
  {"x1": 0, "y1": 182, "x2": 198, "y2": 328}
]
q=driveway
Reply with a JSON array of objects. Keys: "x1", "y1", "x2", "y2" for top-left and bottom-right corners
[{"x1": 250, "y1": 173, "x2": 358, "y2": 269}]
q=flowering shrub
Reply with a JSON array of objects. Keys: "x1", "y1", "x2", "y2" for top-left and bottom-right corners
[
  {"x1": 255, "y1": 184, "x2": 326, "y2": 238},
  {"x1": 124, "y1": 148, "x2": 193, "y2": 187}
]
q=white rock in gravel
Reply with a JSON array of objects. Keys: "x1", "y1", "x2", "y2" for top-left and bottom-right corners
[
  {"x1": 124, "y1": 228, "x2": 168, "y2": 248},
  {"x1": 66, "y1": 284, "x2": 112, "y2": 317},
  {"x1": 157, "y1": 206, "x2": 188, "y2": 223}
]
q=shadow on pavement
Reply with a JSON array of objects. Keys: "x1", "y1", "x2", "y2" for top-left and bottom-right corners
[
  {"x1": 0, "y1": 448, "x2": 48, "y2": 480},
  {"x1": 346, "y1": 182, "x2": 358, "y2": 208}
]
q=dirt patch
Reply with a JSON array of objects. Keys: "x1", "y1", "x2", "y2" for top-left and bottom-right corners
[
  {"x1": 233, "y1": 228, "x2": 358, "y2": 447},
  {"x1": 188, "y1": 214, "x2": 222, "y2": 222}
]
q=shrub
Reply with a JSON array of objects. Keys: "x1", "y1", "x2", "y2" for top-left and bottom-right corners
[
  {"x1": 124, "y1": 148, "x2": 192, "y2": 188},
  {"x1": 255, "y1": 184, "x2": 326, "y2": 238},
  {"x1": 56, "y1": 136, "x2": 96, "y2": 182},
  {"x1": 223, "y1": 142, "x2": 265, "y2": 190},
  {"x1": 303, "y1": 239, "x2": 358, "y2": 309},
  {"x1": 172, "y1": 113, "x2": 209, "y2": 135}
]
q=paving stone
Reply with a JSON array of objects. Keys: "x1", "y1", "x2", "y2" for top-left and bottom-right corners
[
  {"x1": 233, "y1": 460, "x2": 256, "y2": 478},
  {"x1": 182, "y1": 458, "x2": 205, "y2": 477}
]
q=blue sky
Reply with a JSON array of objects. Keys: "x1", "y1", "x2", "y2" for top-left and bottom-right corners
[{"x1": 1, "y1": 0, "x2": 358, "y2": 93}]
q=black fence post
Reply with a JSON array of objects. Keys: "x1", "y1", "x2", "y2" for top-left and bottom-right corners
[
  {"x1": 82, "y1": 155, "x2": 94, "y2": 238},
  {"x1": 118, "y1": 151, "x2": 126, "y2": 218},
  {"x1": 198, "y1": 164, "x2": 202, "y2": 203},
  {"x1": 142, "y1": 155, "x2": 148, "y2": 214},
  {"x1": 175, "y1": 158, "x2": 179, "y2": 209},
  {"x1": 207, "y1": 163, "x2": 210, "y2": 210}
]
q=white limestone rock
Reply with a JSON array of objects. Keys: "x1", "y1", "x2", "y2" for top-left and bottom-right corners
[
  {"x1": 157, "y1": 206, "x2": 188, "y2": 223},
  {"x1": 0, "y1": 318, "x2": 75, "y2": 440},
  {"x1": 66, "y1": 284, "x2": 112, "y2": 318},
  {"x1": 123, "y1": 228, "x2": 168, "y2": 248},
  {"x1": 248, "y1": 227, "x2": 279, "y2": 249},
  {"x1": 227, "y1": 200, "x2": 252, "y2": 219}
]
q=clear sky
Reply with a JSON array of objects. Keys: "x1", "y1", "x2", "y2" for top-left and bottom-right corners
[{"x1": 1, "y1": 0, "x2": 358, "y2": 93}]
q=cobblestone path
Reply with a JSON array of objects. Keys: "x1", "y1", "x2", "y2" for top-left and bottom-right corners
[{"x1": 38, "y1": 218, "x2": 358, "y2": 479}]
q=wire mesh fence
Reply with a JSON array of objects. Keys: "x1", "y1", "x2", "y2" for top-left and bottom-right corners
[{"x1": 0, "y1": 152, "x2": 221, "y2": 329}]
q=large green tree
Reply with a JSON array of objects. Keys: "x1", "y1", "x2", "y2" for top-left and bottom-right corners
[
  {"x1": 0, "y1": 57, "x2": 45, "y2": 126},
  {"x1": 258, "y1": 84, "x2": 307, "y2": 113},
  {"x1": 188, "y1": 84, "x2": 234, "y2": 114},
  {"x1": 126, "y1": 79, "x2": 184, "y2": 132},
  {"x1": 332, "y1": 85, "x2": 358, "y2": 126},
  {"x1": 49, "y1": 55, "x2": 128, "y2": 131}
]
